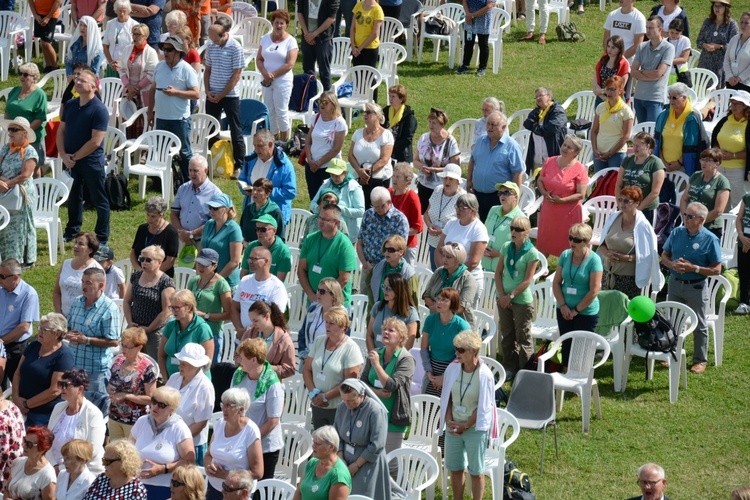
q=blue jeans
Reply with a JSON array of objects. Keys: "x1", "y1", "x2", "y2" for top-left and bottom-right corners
[
  {"x1": 87, "y1": 371, "x2": 108, "y2": 398},
  {"x1": 633, "y1": 99, "x2": 663, "y2": 124},
  {"x1": 593, "y1": 152, "x2": 626, "y2": 172},
  {"x1": 65, "y1": 159, "x2": 110, "y2": 243},
  {"x1": 156, "y1": 117, "x2": 192, "y2": 181},
  {"x1": 213, "y1": 332, "x2": 224, "y2": 365}
]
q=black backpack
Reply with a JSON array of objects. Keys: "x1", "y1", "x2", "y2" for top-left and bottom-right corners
[
  {"x1": 104, "y1": 170, "x2": 131, "y2": 211},
  {"x1": 504, "y1": 461, "x2": 535, "y2": 500},
  {"x1": 634, "y1": 309, "x2": 678, "y2": 378}
]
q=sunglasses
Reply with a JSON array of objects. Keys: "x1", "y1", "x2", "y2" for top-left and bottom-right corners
[
  {"x1": 223, "y1": 483, "x2": 243, "y2": 493},
  {"x1": 138, "y1": 256, "x2": 154, "y2": 263},
  {"x1": 568, "y1": 236, "x2": 585, "y2": 244},
  {"x1": 430, "y1": 107, "x2": 446, "y2": 117},
  {"x1": 384, "y1": 247, "x2": 399, "y2": 253},
  {"x1": 682, "y1": 213, "x2": 703, "y2": 220},
  {"x1": 208, "y1": 206, "x2": 223, "y2": 211},
  {"x1": 171, "y1": 479, "x2": 186, "y2": 488},
  {"x1": 497, "y1": 190, "x2": 515, "y2": 197},
  {"x1": 454, "y1": 347, "x2": 467, "y2": 354},
  {"x1": 668, "y1": 95, "x2": 684, "y2": 100},
  {"x1": 617, "y1": 197, "x2": 635, "y2": 205},
  {"x1": 57, "y1": 381, "x2": 77, "y2": 390},
  {"x1": 256, "y1": 227, "x2": 271, "y2": 233},
  {"x1": 382, "y1": 285, "x2": 393, "y2": 292},
  {"x1": 19, "y1": 72, "x2": 32, "y2": 78},
  {"x1": 319, "y1": 99, "x2": 330, "y2": 106},
  {"x1": 162, "y1": 46, "x2": 176, "y2": 53},
  {"x1": 363, "y1": 110, "x2": 375, "y2": 115},
  {"x1": 6, "y1": 127, "x2": 22, "y2": 133},
  {"x1": 510, "y1": 226, "x2": 526, "y2": 233},
  {"x1": 102, "y1": 457, "x2": 121, "y2": 466},
  {"x1": 0, "y1": 273, "x2": 18, "y2": 279},
  {"x1": 316, "y1": 288, "x2": 332, "y2": 295},
  {"x1": 24, "y1": 440, "x2": 38, "y2": 448},
  {"x1": 151, "y1": 397, "x2": 169, "y2": 409}
]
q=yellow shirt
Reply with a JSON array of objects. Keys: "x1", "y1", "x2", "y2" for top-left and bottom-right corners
[
  {"x1": 352, "y1": 2, "x2": 384, "y2": 49},
  {"x1": 716, "y1": 115, "x2": 747, "y2": 169},
  {"x1": 595, "y1": 101, "x2": 634, "y2": 154},
  {"x1": 661, "y1": 111, "x2": 690, "y2": 163}
]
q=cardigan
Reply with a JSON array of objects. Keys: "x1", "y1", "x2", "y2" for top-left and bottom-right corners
[
  {"x1": 711, "y1": 115, "x2": 750, "y2": 177},
  {"x1": 360, "y1": 347, "x2": 415, "y2": 427},
  {"x1": 439, "y1": 360, "x2": 499, "y2": 441},
  {"x1": 242, "y1": 326, "x2": 297, "y2": 379},
  {"x1": 523, "y1": 101, "x2": 568, "y2": 173},
  {"x1": 653, "y1": 106, "x2": 710, "y2": 175},
  {"x1": 383, "y1": 104, "x2": 418, "y2": 163},
  {"x1": 47, "y1": 399, "x2": 106, "y2": 474}
]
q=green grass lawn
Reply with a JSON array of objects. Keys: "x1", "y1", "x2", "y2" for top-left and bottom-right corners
[{"x1": 5, "y1": 0, "x2": 750, "y2": 496}]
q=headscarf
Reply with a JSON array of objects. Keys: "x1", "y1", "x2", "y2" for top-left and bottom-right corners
[
  {"x1": 341, "y1": 378, "x2": 387, "y2": 411},
  {"x1": 68, "y1": 16, "x2": 104, "y2": 73}
]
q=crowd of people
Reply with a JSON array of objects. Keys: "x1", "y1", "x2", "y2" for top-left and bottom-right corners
[{"x1": 1, "y1": 0, "x2": 750, "y2": 498}]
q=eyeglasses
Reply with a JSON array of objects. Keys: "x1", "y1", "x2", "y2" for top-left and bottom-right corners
[
  {"x1": 256, "y1": 227, "x2": 271, "y2": 233},
  {"x1": 568, "y1": 236, "x2": 585, "y2": 244},
  {"x1": 19, "y1": 72, "x2": 32, "y2": 78},
  {"x1": 102, "y1": 457, "x2": 121, "y2": 466},
  {"x1": 120, "y1": 342, "x2": 138, "y2": 350},
  {"x1": 57, "y1": 381, "x2": 76, "y2": 390},
  {"x1": 700, "y1": 159, "x2": 719, "y2": 164},
  {"x1": 171, "y1": 479, "x2": 186, "y2": 488},
  {"x1": 510, "y1": 226, "x2": 526, "y2": 233},
  {"x1": 668, "y1": 95, "x2": 684, "y2": 100},
  {"x1": 169, "y1": 305, "x2": 185, "y2": 311},
  {"x1": 248, "y1": 257, "x2": 267, "y2": 262},
  {"x1": 604, "y1": 86, "x2": 618, "y2": 92},
  {"x1": 637, "y1": 479, "x2": 662, "y2": 488},
  {"x1": 319, "y1": 216, "x2": 338, "y2": 224},
  {"x1": 363, "y1": 110, "x2": 375, "y2": 115},
  {"x1": 456, "y1": 205, "x2": 470, "y2": 211},
  {"x1": 138, "y1": 256, "x2": 154, "y2": 263},
  {"x1": 316, "y1": 288, "x2": 332, "y2": 295},
  {"x1": 454, "y1": 347, "x2": 467, "y2": 354},
  {"x1": 497, "y1": 190, "x2": 515, "y2": 197},
  {"x1": 162, "y1": 46, "x2": 176, "y2": 53},
  {"x1": 38, "y1": 326, "x2": 55, "y2": 334},
  {"x1": 682, "y1": 213, "x2": 703, "y2": 220},
  {"x1": 151, "y1": 397, "x2": 169, "y2": 409},
  {"x1": 222, "y1": 483, "x2": 243, "y2": 493},
  {"x1": 384, "y1": 247, "x2": 399, "y2": 253},
  {"x1": 24, "y1": 440, "x2": 38, "y2": 448},
  {"x1": 617, "y1": 197, "x2": 635, "y2": 205},
  {"x1": 220, "y1": 402, "x2": 239, "y2": 410},
  {"x1": 436, "y1": 296, "x2": 450, "y2": 303},
  {"x1": 0, "y1": 273, "x2": 18, "y2": 279},
  {"x1": 74, "y1": 77, "x2": 96, "y2": 86},
  {"x1": 382, "y1": 285, "x2": 393, "y2": 292},
  {"x1": 6, "y1": 127, "x2": 22, "y2": 133}
]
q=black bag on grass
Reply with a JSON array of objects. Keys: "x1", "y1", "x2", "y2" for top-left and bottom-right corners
[
  {"x1": 504, "y1": 461, "x2": 535, "y2": 500},
  {"x1": 634, "y1": 309, "x2": 678, "y2": 379},
  {"x1": 104, "y1": 170, "x2": 131, "y2": 211}
]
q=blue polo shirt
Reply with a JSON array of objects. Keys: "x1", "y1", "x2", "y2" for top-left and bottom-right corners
[
  {"x1": 0, "y1": 280, "x2": 39, "y2": 343},
  {"x1": 663, "y1": 226, "x2": 721, "y2": 281},
  {"x1": 171, "y1": 179, "x2": 222, "y2": 232},
  {"x1": 61, "y1": 97, "x2": 109, "y2": 168},
  {"x1": 67, "y1": 294, "x2": 121, "y2": 374},
  {"x1": 153, "y1": 59, "x2": 200, "y2": 120},
  {"x1": 470, "y1": 133, "x2": 525, "y2": 193},
  {"x1": 131, "y1": 0, "x2": 166, "y2": 47}
]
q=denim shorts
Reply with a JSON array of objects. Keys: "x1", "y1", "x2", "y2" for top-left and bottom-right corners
[{"x1": 444, "y1": 427, "x2": 488, "y2": 475}]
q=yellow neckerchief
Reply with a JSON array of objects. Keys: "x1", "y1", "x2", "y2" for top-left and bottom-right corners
[
  {"x1": 388, "y1": 105, "x2": 405, "y2": 128},
  {"x1": 538, "y1": 103, "x2": 553, "y2": 123},
  {"x1": 602, "y1": 97, "x2": 625, "y2": 122},
  {"x1": 667, "y1": 97, "x2": 693, "y2": 130},
  {"x1": 9, "y1": 140, "x2": 30, "y2": 160}
]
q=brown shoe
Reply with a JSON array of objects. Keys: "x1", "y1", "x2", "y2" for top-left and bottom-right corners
[
  {"x1": 520, "y1": 32, "x2": 535, "y2": 41},
  {"x1": 538, "y1": 34, "x2": 547, "y2": 45},
  {"x1": 659, "y1": 360, "x2": 669, "y2": 368},
  {"x1": 690, "y1": 362, "x2": 707, "y2": 374}
]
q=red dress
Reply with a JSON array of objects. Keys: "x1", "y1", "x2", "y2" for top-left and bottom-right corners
[{"x1": 537, "y1": 156, "x2": 588, "y2": 256}]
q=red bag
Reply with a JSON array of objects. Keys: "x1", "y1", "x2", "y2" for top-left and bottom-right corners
[{"x1": 45, "y1": 121, "x2": 60, "y2": 158}]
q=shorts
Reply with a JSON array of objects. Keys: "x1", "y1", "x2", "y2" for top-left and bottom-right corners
[
  {"x1": 34, "y1": 17, "x2": 57, "y2": 43},
  {"x1": 444, "y1": 427, "x2": 488, "y2": 475}
]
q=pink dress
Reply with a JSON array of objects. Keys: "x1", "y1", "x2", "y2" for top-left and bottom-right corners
[{"x1": 537, "y1": 157, "x2": 588, "y2": 256}]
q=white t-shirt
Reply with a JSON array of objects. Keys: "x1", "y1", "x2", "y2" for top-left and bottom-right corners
[
  {"x1": 604, "y1": 8, "x2": 647, "y2": 56},
  {"x1": 59, "y1": 259, "x2": 104, "y2": 316},
  {"x1": 656, "y1": 6, "x2": 682, "y2": 34},
  {"x1": 166, "y1": 372, "x2": 216, "y2": 446},
  {"x1": 250, "y1": 157, "x2": 274, "y2": 184},
  {"x1": 350, "y1": 128, "x2": 395, "y2": 180},
  {"x1": 310, "y1": 115, "x2": 349, "y2": 169},
  {"x1": 7, "y1": 458, "x2": 56, "y2": 499},
  {"x1": 207, "y1": 418, "x2": 261, "y2": 491},
  {"x1": 442, "y1": 217, "x2": 489, "y2": 285},
  {"x1": 233, "y1": 378, "x2": 284, "y2": 453},
  {"x1": 104, "y1": 265, "x2": 125, "y2": 300},
  {"x1": 233, "y1": 274, "x2": 289, "y2": 328},
  {"x1": 102, "y1": 17, "x2": 138, "y2": 62},
  {"x1": 669, "y1": 35, "x2": 691, "y2": 72},
  {"x1": 130, "y1": 415, "x2": 193, "y2": 487},
  {"x1": 259, "y1": 35, "x2": 299, "y2": 81},
  {"x1": 57, "y1": 468, "x2": 96, "y2": 500}
]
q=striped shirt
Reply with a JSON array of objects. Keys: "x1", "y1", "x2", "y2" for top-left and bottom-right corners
[
  {"x1": 67, "y1": 294, "x2": 121, "y2": 374},
  {"x1": 205, "y1": 37, "x2": 245, "y2": 97}
]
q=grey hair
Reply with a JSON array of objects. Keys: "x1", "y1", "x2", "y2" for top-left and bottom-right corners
[
  {"x1": 40, "y1": 312, "x2": 68, "y2": 333},
  {"x1": 254, "y1": 128, "x2": 275, "y2": 146},
  {"x1": 18, "y1": 62, "x2": 40, "y2": 81},
  {"x1": 687, "y1": 201, "x2": 709, "y2": 219},
  {"x1": 487, "y1": 111, "x2": 507, "y2": 128},
  {"x1": 145, "y1": 196, "x2": 169, "y2": 216},
  {"x1": 83, "y1": 267, "x2": 106, "y2": 283},
  {"x1": 441, "y1": 242, "x2": 467, "y2": 263},
  {"x1": 189, "y1": 155, "x2": 209, "y2": 172},
  {"x1": 312, "y1": 425, "x2": 340, "y2": 449},
  {"x1": 393, "y1": 162, "x2": 415, "y2": 183},
  {"x1": 456, "y1": 193, "x2": 479, "y2": 212},
  {"x1": 482, "y1": 97, "x2": 505, "y2": 114},
  {"x1": 364, "y1": 102, "x2": 385, "y2": 125},
  {"x1": 536, "y1": 87, "x2": 552, "y2": 98},
  {"x1": 638, "y1": 463, "x2": 665, "y2": 480},
  {"x1": 668, "y1": 82, "x2": 690, "y2": 98},
  {"x1": 112, "y1": 0, "x2": 132, "y2": 13},
  {"x1": 165, "y1": 10, "x2": 186, "y2": 27},
  {"x1": 0, "y1": 258, "x2": 22, "y2": 274},
  {"x1": 564, "y1": 133, "x2": 584, "y2": 153},
  {"x1": 226, "y1": 469, "x2": 254, "y2": 490},
  {"x1": 222, "y1": 387, "x2": 251, "y2": 411},
  {"x1": 370, "y1": 186, "x2": 391, "y2": 204},
  {"x1": 213, "y1": 16, "x2": 233, "y2": 33}
]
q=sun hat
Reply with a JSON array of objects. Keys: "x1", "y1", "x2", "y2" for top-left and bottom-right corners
[
  {"x1": 0, "y1": 116, "x2": 36, "y2": 143},
  {"x1": 437, "y1": 163, "x2": 462, "y2": 180},
  {"x1": 174, "y1": 343, "x2": 211, "y2": 367}
]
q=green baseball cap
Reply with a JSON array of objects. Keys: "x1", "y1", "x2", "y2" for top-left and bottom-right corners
[{"x1": 251, "y1": 214, "x2": 278, "y2": 228}]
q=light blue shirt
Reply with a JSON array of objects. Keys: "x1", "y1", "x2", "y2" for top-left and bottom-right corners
[
  {"x1": 171, "y1": 179, "x2": 222, "y2": 233},
  {"x1": 0, "y1": 280, "x2": 39, "y2": 342},
  {"x1": 67, "y1": 294, "x2": 121, "y2": 374},
  {"x1": 153, "y1": 59, "x2": 200, "y2": 120},
  {"x1": 470, "y1": 133, "x2": 525, "y2": 193},
  {"x1": 663, "y1": 226, "x2": 721, "y2": 281}
]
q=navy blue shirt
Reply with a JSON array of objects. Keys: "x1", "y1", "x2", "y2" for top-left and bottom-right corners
[
  {"x1": 18, "y1": 341, "x2": 75, "y2": 415},
  {"x1": 61, "y1": 96, "x2": 109, "y2": 168},
  {"x1": 0, "y1": 0, "x2": 16, "y2": 10},
  {"x1": 131, "y1": 0, "x2": 167, "y2": 47}
]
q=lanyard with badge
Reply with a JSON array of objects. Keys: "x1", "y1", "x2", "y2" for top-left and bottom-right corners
[
  {"x1": 454, "y1": 368, "x2": 477, "y2": 415},
  {"x1": 312, "y1": 237, "x2": 334, "y2": 275},
  {"x1": 317, "y1": 336, "x2": 343, "y2": 382},
  {"x1": 345, "y1": 405, "x2": 362, "y2": 455},
  {"x1": 566, "y1": 250, "x2": 588, "y2": 296}
]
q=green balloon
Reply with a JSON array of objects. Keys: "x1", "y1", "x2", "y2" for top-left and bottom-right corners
[{"x1": 628, "y1": 296, "x2": 656, "y2": 323}]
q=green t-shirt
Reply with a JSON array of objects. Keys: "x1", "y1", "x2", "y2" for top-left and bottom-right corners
[
  {"x1": 6, "y1": 86, "x2": 48, "y2": 141},
  {"x1": 423, "y1": 313, "x2": 471, "y2": 362},
  {"x1": 620, "y1": 155, "x2": 665, "y2": 211},
  {"x1": 557, "y1": 249, "x2": 603, "y2": 316},
  {"x1": 499, "y1": 241, "x2": 539, "y2": 305},
  {"x1": 450, "y1": 367, "x2": 481, "y2": 422},
  {"x1": 367, "y1": 347, "x2": 407, "y2": 432},
  {"x1": 162, "y1": 315, "x2": 214, "y2": 378},
  {"x1": 187, "y1": 275, "x2": 231, "y2": 338},
  {"x1": 240, "y1": 237, "x2": 292, "y2": 277},
  {"x1": 686, "y1": 171, "x2": 731, "y2": 230},
  {"x1": 300, "y1": 458, "x2": 352, "y2": 500},
  {"x1": 482, "y1": 205, "x2": 525, "y2": 272},
  {"x1": 300, "y1": 230, "x2": 357, "y2": 307}
]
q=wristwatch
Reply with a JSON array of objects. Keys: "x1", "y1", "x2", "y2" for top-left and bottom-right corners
[
  {"x1": 321, "y1": 393, "x2": 328, "y2": 404},
  {"x1": 509, "y1": 293, "x2": 515, "y2": 300},
  {"x1": 189, "y1": 231, "x2": 194, "y2": 240},
  {"x1": 203, "y1": 313, "x2": 211, "y2": 321}
]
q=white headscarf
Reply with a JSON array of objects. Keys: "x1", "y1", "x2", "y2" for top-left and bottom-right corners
[
  {"x1": 341, "y1": 378, "x2": 387, "y2": 412},
  {"x1": 68, "y1": 16, "x2": 104, "y2": 72}
]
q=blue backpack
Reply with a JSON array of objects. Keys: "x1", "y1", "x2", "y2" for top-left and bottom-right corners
[{"x1": 289, "y1": 73, "x2": 317, "y2": 112}]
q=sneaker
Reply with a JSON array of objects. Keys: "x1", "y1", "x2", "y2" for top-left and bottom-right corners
[
  {"x1": 455, "y1": 65, "x2": 471, "y2": 74},
  {"x1": 735, "y1": 303, "x2": 750, "y2": 314},
  {"x1": 476, "y1": 68, "x2": 486, "y2": 77},
  {"x1": 690, "y1": 362, "x2": 707, "y2": 374}
]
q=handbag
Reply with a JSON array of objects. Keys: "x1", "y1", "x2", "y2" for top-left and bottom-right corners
[
  {"x1": 0, "y1": 184, "x2": 27, "y2": 213},
  {"x1": 676, "y1": 67, "x2": 693, "y2": 88},
  {"x1": 424, "y1": 12, "x2": 456, "y2": 35}
]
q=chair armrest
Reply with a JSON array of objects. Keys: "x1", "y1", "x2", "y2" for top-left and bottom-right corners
[{"x1": 523, "y1": 196, "x2": 543, "y2": 217}]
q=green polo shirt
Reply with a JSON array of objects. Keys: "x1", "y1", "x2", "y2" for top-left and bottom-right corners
[
  {"x1": 300, "y1": 230, "x2": 357, "y2": 307},
  {"x1": 241, "y1": 236, "x2": 292, "y2": 278},
  {"x1": 162, "y1": 314, "x2": 213, "y2": 379},
  {"x1": 499, "y1": 241, "x2": 540, "y2": 305},
  {"x1": 482, "y1": 205, "x2": 525, "y2": 271}
]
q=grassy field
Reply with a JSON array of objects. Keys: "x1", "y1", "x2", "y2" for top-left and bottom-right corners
[{"x1": 5, "y1": 0, "x2": 750, "y2": 496}]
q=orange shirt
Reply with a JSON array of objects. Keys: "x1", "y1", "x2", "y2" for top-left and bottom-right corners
[{"x1": 35, "y1": 0, "x2": 61, "y2": 18}]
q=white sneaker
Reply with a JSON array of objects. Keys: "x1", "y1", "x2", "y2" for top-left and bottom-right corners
[{"x1": 735, "y1": 303, "x2": 750, "y2": 315}]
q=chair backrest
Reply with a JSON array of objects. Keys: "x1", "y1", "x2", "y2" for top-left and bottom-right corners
[
  {"x1": 519, "y1": 184, "x2": 536, "y2": 213},
  {"x1": 237, "y1": 17, "x2": 273, "y2": 50},
  {"x1": 286, "y1": 209, "x2": 312, "y2": 248},
  {"x1": 239, "y1": 98, "x2": 270, "y2": 135},
  {"x1": 418, "y1": 304, "x2": 430, "y2": 330},
  {"x1": 104, "y1": 126, "x2": 127, "y2": 172},
  {"x1": 342, "y1": 66, "x2": 382, "y2": 99},
  {"x1": 476, "y1": 271, "x2": 496, "y2": 314},
  {"x1": 277, "y1": 423, "x2": 313, "y2": 482},
  {"x1": 665, "y1": 170, "x2": 690, "y2": 200},
  {"x1": 447, "y1": 118, "x2": 476, "y2": 159},
  {"x1": 190, "y1": 113, "x2": 221, "y2": 150},
  {"x1": 99, "y1": 77, "x2": 123, "y2": 111},
  {"x1": 480, "y1": 355, "x2": 506, "y2": 390},
  {"x1": 113, "y1": 259, "x2": 134, "y2": 283},
  {"x1": 551, "y1": 330, "x2": 611, "y2": 378},
  {"x1": 511, "y1": 129, "x2": 531, "y2": 163},
  {"x1": 505, "y1": 369, "x2": 556, "y2": 423},
  {"x1": 376, "y1": 42, "x2": 407, "y2": 75},
  {"x1": 413, "y1": 265, "x2": 433, "y2": 302},
  {"x1": 687, "y1": 48, "x2": 700, "y2": 69},
  {"x1": 531, "y1": 280, "x2": 557, "y2": 323},
  {"x1": 349, "y1": 294, "x2": 369, "y2": 339},
  {"x1": 507, "y1": 108, "x2": 532, "y2": 134},
  {"x1": 139, "y1": 130, "x2": 181, "y2": 168},
  {"x1": 578, "y1": 139, "x2": 594, "y2": 166},
  {"x1": 688, "y1": 68, "x2": 718, "y2": 103},
  {"x1": 380, "y1": 16, "x2": 405, "y2": 42},
  {"x1": 415, "y1": 230, "x2": 431, "y2": 268},
  {"x1": 408, "y1": 395, "x2": 441, "y2": 448},
  {"x1": 630, "y1": 121, "x2": 656, "y2": 139},
  {"x1": 0, "y1": 11, "x2": 24, "y2": 38},
  {"x1": 655, "y1": 301, "x2": 698, "y2": 340},
  {"x1": 0, "y1": 204, "x2": 9, "y2": 232},
  {"x1": 220, "y1": 323, "x2": 236, "y2": 363},
  {"x1": 586, "y1": 167, "x2": 619, "y2": 193},
  {"x1": 487, "y1": 7, "x2": 511, "y2": 41},
  {"x1": 704, "y1": 89, "x2": 735, "y2": 123},
  {"x1": 583, "y1": 195, "x2": 617, "y2": 241},
  {"x1": 255, "y1": 479, "x2": 296, "y2": 500},
  {"x1": 37, "y1": 69, "x2": 67, "y2": 108},
  {"x1": 433, "y1": 3, "x2": 466, "y2": 24},
  {"x1": 287, "y1": 284, "x2": 306, "y2": 333},
  {"x1": 534, "y1": 252, "x2": 549, "y2": 281},
  {"x1": 282, "y1": 374, "x2": 312, "y2": 427},
  {"x1": 285, "y1": 246, "x2": 300, "y2": 286},
  {"x1": 561, "y1": 91, "x2": 597, "y2": 123},
  {"x1": 330, "y1": 37, "x2": 352, "y2": 74},
  {"x1": 32, "y1": 178, "x2": 69, "y2": 216},
  {"x1": 706, "y1": 274, "x2": 731, "y2": 318},
  {"x1": 238, "y1": 70, "x2": 265, "y2": 100},
  {"x1": 719, "y1": 213, "x2": 737, "y2": 262},
  {"x1": 488, "y1": 408, "x2": 520, "y2": 466},
  {"x1": 386, "y1": 448, "x2": 439, "y2": 497},
  {"x1": 173, "y1": 267, "x2": 196, "y2": 291}
]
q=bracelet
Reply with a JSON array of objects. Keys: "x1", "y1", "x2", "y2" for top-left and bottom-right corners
[{"x1": 164, "y1": 464, "x2": 168, "y2": 474}]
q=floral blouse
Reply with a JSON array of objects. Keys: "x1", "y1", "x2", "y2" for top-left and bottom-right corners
[
  {"x1": 108, "y1": 354, "x2": 158, "y2": 425},
  {"x1": 0, "y1": 402, "x2": 25, "y2": 492}
]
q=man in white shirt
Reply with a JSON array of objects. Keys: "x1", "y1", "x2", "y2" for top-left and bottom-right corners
[
  {"x1": 603, "y1": 0, "x2": 646, "y2": 60},
  {"x1": 231, "y1": 246, "x2": 288, "y2": 336}
]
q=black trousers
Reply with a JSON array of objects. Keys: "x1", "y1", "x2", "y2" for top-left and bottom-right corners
[
  {"x1": 305, "y1": 163, "x2": 330, "y2": 200},
  {"x1": 556, "y1": 309, "x2": 598, "y2": 367},
  {"x1": 352, "y1": 47, "x2": 380, "y2": 102},
  {"x1": 461, "y1": 31, "x2": 489, "y2": 70},
  {"x1": 739, "y1": 243, "x2": 750, "y2": 304},
  {"x1": 206, "y1": 96, "x2": 245, "y2": 172},
  {"x1": 381, "y1": 4, "x2": 402, "y2": 19},
  {"x1": 417, "y1": 183, "x2": 434, "y2": 216},
  {"x1": 3, "y1": 340, "x2": 27, "y2": 389},
  {"x1": 361, "y1": 176, "x2": 391, "y2": 210},
  {"x1": 301, "y1": 37, "x2": 334, "y2": 91},
  {"x1": 474, "y1": 190, "x2": 498, "y2": 223}
]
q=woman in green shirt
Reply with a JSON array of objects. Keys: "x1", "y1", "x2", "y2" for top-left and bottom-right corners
[
  {"x1": 159, "y1": 290, "x2": 214, "y2": 379},
  {"x1": 679, "y1": 148, "x2": 731, "y2": 238},
  {"x1": 188, "y1": 248, "x2": 232, "y2": 364},
  {"x1": 615, "y1": 131, "x2": 665, "y2": 225},
  {"x1": 482, "y1": 181, "x2": 526, "y2": 272},
  {"x1": 4, "y1": 62, "x2": 48, "y2": 175},
  {"x1": 494, "y1": 216, "x2": 540, "y2": 377},
  {"x1": 294, "y1": 425, "x2": 351, "y2": 500}
]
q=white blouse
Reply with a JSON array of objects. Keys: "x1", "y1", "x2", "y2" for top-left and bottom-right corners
[
  {"x1": 207, "y1": 419, "x2": 261, "y2": 491},
  {"x1": 56, "y1": 468, "x2": 96, "y2": 500}
]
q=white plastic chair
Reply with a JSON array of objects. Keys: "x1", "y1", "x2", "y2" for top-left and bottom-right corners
[
  {"x1": 349, "y1": 294, "x2": 370, "y2": 339},
  {"x1": 495, "y1": 0, "x2": 516, "y2": 30},
  {"x1": 118, "y1": 130, "x2": 181, "y2": 203},
  {"x1": 547, "y1": 0, "x2": 570, "y2": 25},
  {"x1": 511, "y1": 129, "x2": 531, "y2": 167},
  {"x1": 719, "y1": 213, "x2": 738, "y2": 269},
  {"x1": 287, "y1": 284, "x2": 306, "y2": 334},
  {"x1": 706, "y1": 274, "x2": 730, "y2": 368},
  {"x1": 275, "y1": 423, "x2": 313, "y2": 485},
  {"x1": 446, "y1": 118, "x2": 475, "y2": 165},
  {"x1": 173, "y1": 267, "x2": 196, "y2": 291},
  {"x1": 286, "y1": 209, "x2": 312, "y2": 249},
  {"x1": 32, "y1": 178, "x2": 69, "y2": 266},
  {"x1": 476, "y1": 271, "x2": 496, "y2": 316},
  {"x1": 285, "y1": 246, "x2": 300, "y2": 286},
  {"x1": 533, "y1": 253, "x2": 549, "y2": 281},
  {"x1": 235, "y1": 17, "x2": 273, "y2": 62},
  {"x1": 113, "y1": 258, "x2": 134, "y2": 283},
  {"x1": 688, "y1": 48, "x2": 701, "y2": 69},
  {"x1": 117, "y1": 107, "x2": 154, "y2": 136},
  {"x1": 665, "y1": 170, "x2": 690, "y2": 201},
  {"x1": 332, "y1": 66, "x2": 383, "y2": 127},
  {"x1": 630, "y1": 121, "x2": 656, "y2": 139},
  {"x1": 37, "y1": 69, "x2": 68, "y2": 118},
  {"x1": 255, "y1": 479, "x2": 296, "y2": 500},
  {"x1": 220, "y1": 323, "x2": 237, "y2": 363},
  {"x1": 561, "y1": 91, "x2": 597, "y2": 138},
  {"x1": 403, "y1": 394, "x2": 443, "y2": 497},
  {"x1": 529, "y1": 280, "x2": 558, "y2": 344},
  {"x1": 404, "y1": 4, "x2": 424, "y2": 62},
  {"x1": 380, "y1": 16, "x2": 405, "y2": 43},
  {"x1": 538, "y1": 330, "x2": 611, "y2": 433},
  {"x1": 583, "y1": 195, "x2": 617, "y2": 247},
  {"x1": 0, "y1": 205, "x2": 8, "y2": 258},
  {"x1": 190, "y1": 114, "x2": 221, "y2": 177},
  {"x1": 387, "y1": 448, "x2": 439, "y2": 500},
  {"x1": 415, "y1": 231, "x2": 431, "y2": 268},
  {"x1": 477, "y1": 8, "x2": 510, "y2": 74},
  {"x1": 481, "y1": 409, "x2": 520, "y2": 500},
  {"x1": 330, "y1": 37, "x2": 352, "y2": 79},
  {"x1": 622, "y1": 301, "x2": 698, "y2": 403},
  {"x1": 418, "y1": 3, "x2": 465, "y2": 69},
  {"x1": 53, "y1": 5, "x2": 74, "y2": 65},
  {"x1": 281, "y1": 374, "x2": 312, "y2": 430},
  {"x1": 474, "y1": 311, "x2": 497, "y2": 358},
  {"x1": 376, "y1": 42, "x2": 407, "y2": 90},
  {"x1": 519, "y1": 184, "x2": 536, "y2": 213},
  {"x1": 238, "y1": 70, "x2": 265, "y2": 100},
  {"x1": 688, "y1": 68, "x2": 718, "y2": 104},
  {"x1": 288, "y1": 78, "x2": 323, "y2": 126},
  {"x1": 413, "y1": 265, "x2": 434, "y2": 302},
  {"x1": 507, "y1": 108, "x2": 531, "y2": 135},
  {"x1": 99, "y1": 77, "x2": 124, "y2": 126},
  {"x1": 697, "y1": 89, "x2": 735, "y2": 133},
  {"x1": 0, "y1": 12, "x2": 26, "y2": 81},
  {"x1": 480, "y1": 355, "x2": 506, "y2": 390},
  {"x1": 103, "y1": 127, "x2": 127, "y2": 175},
  {"x1": 577, "y1": 139, "x2": 594, "y2": 167}
]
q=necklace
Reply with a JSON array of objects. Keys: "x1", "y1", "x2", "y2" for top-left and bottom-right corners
[{"x1": 144, "y1": 220, "x2": 166, "y2": 247}]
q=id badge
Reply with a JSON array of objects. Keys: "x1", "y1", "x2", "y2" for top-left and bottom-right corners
[
  {"x1": 489, "y1": 235, "x2": 496, "y2": 242},
  {"x1": 316, "y1": 372, "x2": 326, "y2": 382},
  {"x1": 312, "y1": 265, "x2": 322, "y2": 274},
  {"x1": 374, "y1": 379, "x2": 383, "y2": 388},
  {"x1": 454, "y1": 405, "x2": 466, "y2": 414},
  {"x1": 375, "y1": 334, "x2": 382, "y2": 343},
  {"x1": 566, "y1": 287, "x2": 578, "y2": 296},
  {"x1": 345, "y1": 444, "x2": 355, "y2": 455}
]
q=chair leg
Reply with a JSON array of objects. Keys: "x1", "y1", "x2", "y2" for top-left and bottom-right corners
[
  {"x1": 680, "y1": 351, "x2": 687, "y2": 390},
  {"x1": 612, "y1": 342, "x2": 623, "y2": 393},
  {"x1": 48, "y1": 226, "x2": 57, "y2": 266},
  {"x1": 646, "y1": 357, "x2": 655, "y2": 380},
  {"x1": 668, "y1": 356, "x2": 680, "y2": 404},
  {"x1": 593, "y1": 381, "x2": 601, "y2": 419},
  {"x1": 555, "y1": 389, "x2": 564, "y2": 413},
  {"x1": 539, "y1": 427, "x2": 547, "y2": 475},
  {"x1": 715, "y1": 321, "x2": 723, "y2": 366},
  {"x1": 581, "y1": 388, "x2": 590, "y2": 433}
]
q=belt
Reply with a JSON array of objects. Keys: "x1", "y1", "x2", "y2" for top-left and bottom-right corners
[
  {"x1": 4, "y1": 339, "x2": 28, "y2": 348},
  {"x1": 672, "y1": 277, "x2": 705, "y2": 285}
]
